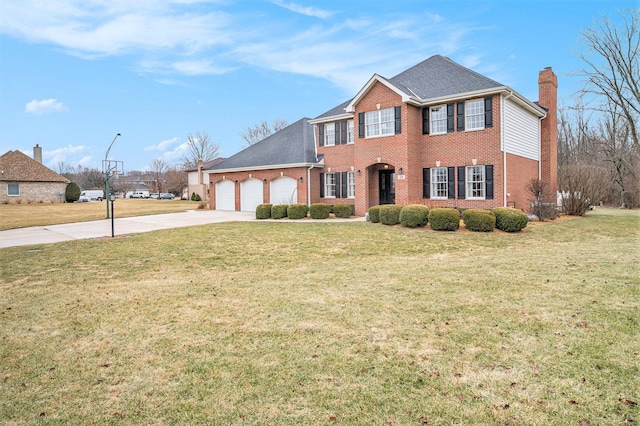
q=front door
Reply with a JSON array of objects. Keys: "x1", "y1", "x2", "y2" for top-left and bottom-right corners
[{"x1": 379, "y1": 170, "x2": 395, "y2": 204}]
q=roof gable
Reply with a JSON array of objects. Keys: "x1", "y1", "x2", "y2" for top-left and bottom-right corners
[
  {"x1": 0, "y1": 150, "x2": 69, "y2": 183},
  {"x1": 207, "y1": 118, "x2": 319, "y2": 172}
]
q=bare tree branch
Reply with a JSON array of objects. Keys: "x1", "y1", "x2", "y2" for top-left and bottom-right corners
[
  {"x1": 181, "y1": 132, "x2": 221, "y2": 169},
  {"x1": 240, "y1": 119, "x2": 289, "y2": 147}
]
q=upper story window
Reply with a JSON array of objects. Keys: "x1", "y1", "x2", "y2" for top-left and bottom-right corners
[
  {"x1": 324, "y1": 124, "x2": 335, "y2": 146},
  {"x1": 430, "y1": 105, "x2": 447, "y2": 135},
  {"x1": 465, "y1": 99, "x2": 485, "y2": 130},
  {"x1": 347, "y1": 120, "x2": 354, "y2": 144},
  {"x1": 365, "y1": 107, "x2": 395, "y2": 137}
]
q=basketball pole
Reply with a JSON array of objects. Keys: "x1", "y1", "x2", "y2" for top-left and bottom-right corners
[{"x1": 105, "y1": 133, "x2": 121, "y2": 219}]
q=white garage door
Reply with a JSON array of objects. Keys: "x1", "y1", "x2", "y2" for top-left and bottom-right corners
[
  {"x1": 215, "y1": 180, "x2": 236, "y2": 211},
  {"x1": 240, "y1": 178, "x2": 264, "y2": 212},
  {"x1": 270, "y1": 177, "x2": 297, "y2": 204}
]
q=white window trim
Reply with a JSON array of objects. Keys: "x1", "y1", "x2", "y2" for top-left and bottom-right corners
[
  {"x1": 466, "y1": 165, "x2": 486, "y2": 200},
  {"x1": 324, "y1": 123, "x2": 336, "y2": 146},
  {"x1": 347, "y1": 120, "x2": 354, "y2": 144},
  {"x1": 365, "y1": 108, "x2": 395, "y2": 138},
  {"x1": 7, "y1": 183, "x2": 19, "y2": 196},
  {"x1": 430, "y1": 105, "x2": 447, "y2": 135},
  {"x1": 347, "y1": 171, "x2": 355, "y2": 198},
  {"x1": 465, "y1": 98, "x2": 485, "y2": 131},
  {"x1": 430, "y1": 167, "x2": 448, "y2": 200},
  {"x1": 325, "y1": 172, "x2": 336, "y2": 198}
]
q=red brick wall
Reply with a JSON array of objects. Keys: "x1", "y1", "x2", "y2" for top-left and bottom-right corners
[
  {"x1": 539, "y1": 67, "x2": 558, "y2": 198},
  {"x1": 208, "y1": 167, "x2": 314, "y2": 210},
  {"x1": 505, "y1": 153, "x2": 539, "y2": 211}
]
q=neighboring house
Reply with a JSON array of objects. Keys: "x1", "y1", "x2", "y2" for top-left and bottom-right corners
[
  {"x1": 205, "y1": 55, "x2": 557, "y2": 216},
  {"x1": 185, "y1": 158, "x2": 224, "y2": 200},
  {"x1": 0, "y1": 146, "x2": 69, "y2": 203}
]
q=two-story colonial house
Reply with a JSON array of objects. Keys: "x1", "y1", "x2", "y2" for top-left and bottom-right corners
[{"x1": 206, "y1": 55, "x2": 557, "y2": 216}]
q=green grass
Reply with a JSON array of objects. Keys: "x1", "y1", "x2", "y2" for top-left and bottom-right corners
[
  {"x1": 0, "y1": 199, "x2": 207, "y2": 231},
  {"x1": 1, "y1": 208, "x2": 638, "y2": 424}
]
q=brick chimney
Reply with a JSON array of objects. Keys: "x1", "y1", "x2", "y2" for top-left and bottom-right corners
[
  {"x1": 538, "y1": 67, "x2": 558, "y2": 197},
  {"x1": 33, "y1": 144, "x2": 43, "y2": 164}
]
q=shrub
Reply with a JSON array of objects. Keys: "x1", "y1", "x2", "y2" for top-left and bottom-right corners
[
  {"x1": 333, "y1": 204, "x2": 352, "y2": 218},
  {"x1": 400, "y1": 204, "x2": 429, "y2": 228},
  {"x1": 310, "y1": 203, "x2": 331, "y2": 219},
  {"x1": 428, "y1": 208, "x2": 460, "y2": 231},
  {"x1": 462, "y1": 209, "x2": 496, "y2": 232},
  {"x1": 271, "y1": 204, "x2": 288, "y2": 219},
  {"x1": 65, "y1": 182, "x2": 81, "y2": 203},
  {"x1": 492, "y1": 207, "x2": 528, "y2": 232},
  {"x1": 287, "y1": 203, "x2": 309, "y2": 220},
  {"x1": 379, "y1": 204, "x2": 403, "y2": 226},
  {"x1": 255, "y1": 203, "x2": 272, "y2": 219},
  {"x1": 368, "y1": 206, "x2": 381, "y2": 223},
  {"x1": 191, "y1": 192, "x2": 202, "y2": 202}
]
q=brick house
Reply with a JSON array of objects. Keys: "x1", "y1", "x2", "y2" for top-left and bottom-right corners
[
  {"x1": 185, "y1": 158, "x2": 224, "y2": 200},
  {"x1": 206, "y1": 55, "x2": 557, "y2": 216},
  {"x1": 0, "y1": 146, "x2": 69, "y2": 203}
]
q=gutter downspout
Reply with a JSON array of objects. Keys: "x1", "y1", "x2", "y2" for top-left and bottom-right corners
[
  {"x1": 307, "y1": 164, "x2": 313, "y2": 207},
  {"x1": 538, "y1": 109, "x2": 547, "y2": 181},
  {"x1": 503, "y1": 91, "x2": 514, "y2": 207}
]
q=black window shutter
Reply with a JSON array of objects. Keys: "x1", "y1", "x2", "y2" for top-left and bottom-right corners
[
  {"x1": 447, "y1": 166, "x2": 455, "y2": 199},
  {"x1": 334, "y1": 122, "x2": 340, "y2": 144},
  {"x1": 447, "y1": 103, "x2": 454, "y2": 132},
  {"x1": 486, "y1": 165, "x2": 494, "y2": 199},
  {"x1": 422, "y1": 108, "x2": 430, "y2": 134},
  {"x1": 485, "y1": 97, "x2": 493, "y2": 128},
  {"x1": 335, "y1": 173, "x2": 341, "y2": 198},
  {"x1": 341, "y1": 172, "x2": 348, "y2": 198},
  {"x1": 319, "y1": 124, "x2": 324, "y2": 147},
  {"x1": 457, "y1": 166, "x2": 466, "y2": 199},
  {"x1": 423, "y1": 168, "x2": 430, "y2": 198},
  {"x1": 358, "y1": 113, "x2": 365, "y2": 138},
  {"x1": 340, "y1": 121, "x2": 347, "y2": 144},
  {"x1": 394, "y1": 106, "x2": 401, "y2": 134},
  {"x1": 457, "y1": 102, "x2": 465, "y2": 131},
  {"x1": 319, "y1": 173, "x2": 325, "y2": 198}
]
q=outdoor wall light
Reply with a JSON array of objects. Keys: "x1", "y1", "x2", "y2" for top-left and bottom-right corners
[
  {"x1": 398, "y1": 167, "x2": 403, "y2": 174},
  {"x1": 299, "y1": 177, "x2": 303, "y2": 182},
  {"x1": 357, "y1": 169, "x2": 361, "y2": 176},
  {"x1": 263, "y1": 178, "x2": 267, "y2": 183}
]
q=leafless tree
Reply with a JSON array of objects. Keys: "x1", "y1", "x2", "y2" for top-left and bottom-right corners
[
  {"x1": 240, "y1": 119, "x2": 288, "y2": 147},
  {"x1": 149, "y1": 158, "x2": 169, "y2": 193},
  {"x1": 559, "y1": 164, "x2": 610, "y2": 216},
  {"x1": 181, "y1": 132, "x2": 221, "y2": 169},
  {"x1": 558, "y1": 100, "x2": 600, "y2": 166},
  {"x1": 577, "y1": 9, "x2": 639, "y2": 147},
  {"x1": 165, "y1": 166, "x2": 188, "y2": 197}
]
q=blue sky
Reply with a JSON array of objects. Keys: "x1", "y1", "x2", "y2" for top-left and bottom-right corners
[{"x1": 0, "y1": 0, "x2": 635, "y2": 172}]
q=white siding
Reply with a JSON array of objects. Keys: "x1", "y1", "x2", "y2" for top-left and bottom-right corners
[
  {"x1": 187, "y1": 171, "x2": 200, "y2": 186},
  {"x1": 503, "y1": 98, "x2": 540, "y2": 160}
]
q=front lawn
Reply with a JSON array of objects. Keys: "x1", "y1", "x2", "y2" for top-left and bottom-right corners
[{"x1": 1, "y1": 208, "x2": 638, "y2": 424}]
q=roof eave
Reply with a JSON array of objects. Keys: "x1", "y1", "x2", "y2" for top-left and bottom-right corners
[
  {"x1": 205, "y1": 162, "x2": 323, "y2": 174},
  {"x1": 345, "y1": 74, "x2": 411, "y2": 113},
  {"x1": 308, "y1": 113, "x2": 353, "y2": 125}
]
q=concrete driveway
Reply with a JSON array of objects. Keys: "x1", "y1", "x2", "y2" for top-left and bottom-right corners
[{"x1": 0, "y1": 210, "x2": 255, "y2": 249}]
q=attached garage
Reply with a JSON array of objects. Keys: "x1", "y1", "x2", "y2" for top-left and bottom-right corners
[
  {"x1": 270, "y1": 177, "x2": 297, "y2": 205},
  {"x1": 240, "y1": 178, "x2": 264, "y2": 212},
  {"x1": 215, "y1": 179, "x2": 235, "y2": 210}
]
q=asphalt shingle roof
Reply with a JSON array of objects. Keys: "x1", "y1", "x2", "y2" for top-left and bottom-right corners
[
  {"x1": 208, "y1": 118, "x2": 317, "y2": 171},
  {"x1": 0, "y1": 150, "x2": 69, "y2": 183}
]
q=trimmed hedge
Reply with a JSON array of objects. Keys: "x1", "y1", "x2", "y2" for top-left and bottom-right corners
[
  {"x1": 333, "y1": 204, "x2": 352, "y2": 218},
  {"x1": 287, "y1": 203, "x2": 309, "y2": 220},
  {"x1": 400, "y1": 204, "x2": 429, "y2": 228},
  {"x1": 428, "y1": 208, "x2": 460, "y2": 231},
  {"x1": 368, "y1": 206, "x2": 381, "y2": 223},
  {"x1": 379, "y1": 204, "x2": 403, "y2": 225},
  {"x1": 310, "y1": 203, "x2": 331, "y2": 219},
  {"x1": 271, "y1": 204, "x2": 288, "y2": 219},
  {"x1": 462, "y1": 209, "x2": 496, "y2": 232},
  {"x1": 492, "y1": 207, "x2": 528, "y2": 232},
  {"x1": 255, "y1": 203, "x2": 272, "y2": 219}
]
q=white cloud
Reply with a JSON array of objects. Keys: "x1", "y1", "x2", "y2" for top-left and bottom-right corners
[
  {"x1": 144, "y1": 137, "x2": 181, "y2": 152},
  {"x1": 40, "y1": 145, "x2": 93, "y2": 168},
  {"x1": 271, "y1": 0, "x2": 333, "y2": 19},
  {"x1": 25, "y1": 99, "x2": 68, "y2": 114}
]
